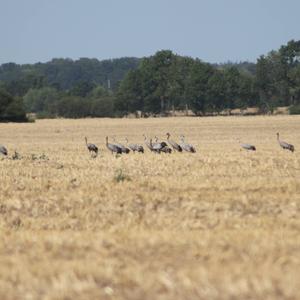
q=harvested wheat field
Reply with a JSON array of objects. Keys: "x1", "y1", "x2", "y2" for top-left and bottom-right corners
[{"x1": 0, "y1": 115, "x2": 300, "y2": 300}]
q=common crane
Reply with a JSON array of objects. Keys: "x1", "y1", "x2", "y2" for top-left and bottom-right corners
[
  {"x1": 180, "y1": 135, "x2": 196, "y2": 153},
  {"x1": 143, "y1": 134, "x2": 155, "y2": 152},
  {"x1": 150, "y1": 137, "x2": 172, "y2": 153},
  {"x1": 85, "y1": 137, "x2": 98, "y2": 156},
  {"x1": 153, "y1": 136, "x2": 168, "y2": 149},
  {"x1": 112, "y1": 137, "x2": 130, "y2": 154},
  {"x1": 0, "y1": 144, "x2": 8, "y2": 156},
  {"x1": 125, "y1": 138, "x2": 144, "y2": 153},
  {"x1": 238, "y1": 139, "x2": 256, "y2": 151},
  {"x1": 166, "y1": 133, "x2": 182, "y2": 152},
  {"x1": 277, "y1": 133, "x2": 294, "y2": 152},
  {"x1": 106, "y1": 136, "x2": 122, "y2": 154}
]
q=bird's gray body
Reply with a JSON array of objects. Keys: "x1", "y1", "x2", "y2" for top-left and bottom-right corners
[
  {"x1": 277, "y1": 133, "x2": 294, "y2": 152},
  {"x1": 180, "y1": 136, "x2": 196, "y2": 153},
  {"x1": 106, "y1": 136, "x2": 122, "y2": 154},
  {"x1": 240, "y1": 143, "x2": 256, "y2": 151},
  {"x1": 116, "y1": 143, "x2": 130, "y2": 154},
  {"x1": 160, "y1": 145, "x2": 172, "y2": 153},
  {"x1": 150, "y1": 138, "x2": 172, "y2": 153},
  {"x1": 0, "y1": 145, "x2": 8, "y2": 156},
  {"x1": 166, "y1": 133, "x2": 182, "y2": 152},
  {"x1": 85, "y1": 137, "x2": 98, "y2": 155},
  {"x1": 126, "y1": 138, "x2": 144, "y2": 153},
  {"x1": 112, "y1": 138, "x2": 130, "y2": 154},
  {"x1": 130, "y1": 144, "x2": 144, "y2": 153}
]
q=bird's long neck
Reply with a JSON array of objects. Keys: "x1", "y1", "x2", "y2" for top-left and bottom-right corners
[
  {"x1": 166, "y1": 134, "x2": 170, "y2": 140},
  {"x1": 277, "y1": 133, "x2": 280, "y2": 141},
  {"x1": 85, "y1": 137, "x2": 88, "y2": 145},
  {"x1": 106, "y1": 137, "x2": 108, "y2": 145}
]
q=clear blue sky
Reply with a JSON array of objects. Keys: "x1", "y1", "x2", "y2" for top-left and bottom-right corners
[{"x1": 1, "y1": 0, "x2": 299, "y2": 64}]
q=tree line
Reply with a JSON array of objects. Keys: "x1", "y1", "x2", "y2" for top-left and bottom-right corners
[{"x1": 0, "y1": 40, "x2": 300, "y2": 121}]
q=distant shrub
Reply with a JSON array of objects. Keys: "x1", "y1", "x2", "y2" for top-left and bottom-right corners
[
  {"x1": 30, "y1": 153, "x2": 49, "y2": 161},
  {"x1": 114, "y1": 169, "x2": 131, "y2": 183},
  {"x1": 35, "y1": 111, "x2": 56, "y2": 119},
  {"x1": 12, "y1": 151, "x2": 22, "y2": 160},
  {"x1": 289, "y1": 104, "x2": 300, "y2": 115}
]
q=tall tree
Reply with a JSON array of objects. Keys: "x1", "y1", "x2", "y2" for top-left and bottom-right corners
[{"x1": 0, "y1": 88, "x2": 27, "y2": 122}]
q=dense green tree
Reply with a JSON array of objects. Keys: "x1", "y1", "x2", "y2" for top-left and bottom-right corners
[
  {"x1": 55, "y1": 96, "x2": 90, "y2": 118},
  {"x1": 185, "y1": 61, "x2": 215, "y2": 114},
  {"x1": 4, "y1": 73, "x2": 46, "y2": 97},
  {"x1": 0, "y1": 88, "x2": 13, "y2": 116},
  {"x1": 90, "y1": 96, "x2": 114, "y2": 117},
  {"x1": 115, "y1": 70, "x2": 144, "y2": 113},
  {"x1": 206, "y1": 72, "x2": 226, "y2": 113},
  {"x1": 0, "y1": 57, "x2": 139, "y2": 93},
  {"x1": 69, "y1": 81, "x2": 96, "y2": 97},
  {"x1": 256, "y1": 40, "x2": 300, "y2": 111},
  {"x1": 0, "y1": 88, "x2": 27, "y2": 122},
  {"x1": 24, "y1": 87, "x2": 59, "y2": 113},
  {"x1": 1, "y1": 39, "x2": 300, "y2": 119},
  {"x1": 3, "y1": 97, "x2": 27, "y2": 122},
  {"x1": 89, "y1": 85, "x2": 109, "y2": 98}
]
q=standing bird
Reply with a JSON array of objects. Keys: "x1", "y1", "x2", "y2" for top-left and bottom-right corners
[
  {"x1": 166, "y1": 133, "x2": 182, "y2": 152},
  {"x1": 155, "y1": 136, "x2": 172, "y2": 153},
  {"x1": 277, "y1": 133, "x2": 294, "y2": 152},
  {"x1": 149, "y1": 138, "x2": 162, "y2": 153},
  {"x1": 85, "y1": 137, "x2": 98, "y2": 156},
  {"x1": 153, "y1": 136, "x2": 168, "y2": 149},
  {"x1": 106, "y1": 136, "x2": 122, "y2": 154},
  {"x1": 143, "y1": 134, "x2": 154, "y2": 152},
  {"x1": 0, "y1": 144, "x2": 8, "y2": 156},
  {"x1": 125, "y1": 138, "x2": 144, "y2": 153},
  {"x1": 180, "y1": 135, "x2": 196, "y2": 153},
  {"x1": 238, "y1": 139, "x2": 256, "y2": 151},
  {"x1": 112, "y1": 137, "x2": 130, "y2": 154},
  {"x1": 150, "y1": 138, "x2": 172, "y2": 153}
]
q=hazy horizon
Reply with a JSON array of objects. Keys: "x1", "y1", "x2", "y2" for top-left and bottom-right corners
[{"x1": 1, "y1": 0, "x2": 299, "y2": 65}]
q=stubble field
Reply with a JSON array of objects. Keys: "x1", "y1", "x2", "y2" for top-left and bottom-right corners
[{"x1": 0, "y1": 116, "x2": 300, "y2": 300}]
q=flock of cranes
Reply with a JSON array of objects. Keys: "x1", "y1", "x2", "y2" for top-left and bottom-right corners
[
  {"x1": 103, "y1": 133, "x2": 196, "y2": 156},
  {"x1": 83, "y1": 132, "x2": 294, "y2": 157},
  {"x1": 0, "y1": 132, "x2": 295, "y2": 158}
]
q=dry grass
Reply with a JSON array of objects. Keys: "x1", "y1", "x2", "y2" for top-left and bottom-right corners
[{"x1": 0, "y1": 116, "x2": 300, "y2": 300}]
